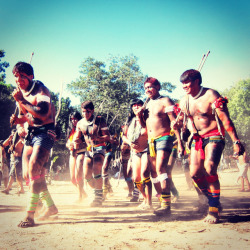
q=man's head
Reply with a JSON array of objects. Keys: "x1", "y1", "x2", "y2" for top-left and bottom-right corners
[
  {"x1": 81, "y1": 101, "x2": 94, "y2": 120},
  {"x1": 12, "y1": 62, "x2": 34, "y2": 90},
  {"x1": 144, "y1": 77, "x2": 161, "y2": 98},
  {"x1": 12, "y1": 62, "x2": 34, "y2": 77},
  {"x1": 180, "y1": 69, "x2": 202, "y2": 85}
]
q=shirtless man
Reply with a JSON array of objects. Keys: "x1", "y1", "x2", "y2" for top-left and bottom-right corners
[
  {"x1": 139, "y1": 77, "x2": 183, "y2": 215},
  {"x1": 74, "y1": 101, "x2": 110, "y2": 207},
  {"x1": 10, "y1": 62, "x2": 58, "y2": 227},
  {"x1": 1, "y1": 128, "x2": 25, "y2": 195},
  {"x1": 175, "y1": 69, "x2": 244, "y2": 223}
]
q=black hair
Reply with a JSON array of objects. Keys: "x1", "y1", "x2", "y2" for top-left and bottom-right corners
[
  {"x1": 81, "y1": 100, "x2": 94, "y2": 110},
  {"x1": 125, "y1": 98, "x2": 144, "y2": 125},
  {"x1": 66, "y1": 111, "x2": 82, "y2": 139},
  {"x1": 180, "y1": 69, "x2": 202, "y2": 85},
  {"x1": 12, "y1": 62, "x2": 34, "y2": 77}
]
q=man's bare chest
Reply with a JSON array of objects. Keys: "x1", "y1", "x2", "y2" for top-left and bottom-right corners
[{"x1": 188, "y1": 99, "x2": 212, "y2": 118}]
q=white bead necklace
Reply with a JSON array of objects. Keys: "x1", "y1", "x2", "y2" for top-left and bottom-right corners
[{"x1": 192, "y1": 87, "x2": 203, "y2": 99}]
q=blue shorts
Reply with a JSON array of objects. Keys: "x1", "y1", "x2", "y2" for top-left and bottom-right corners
[
  {"x1": 148, "y1": 135, "x2": 174, "y2": 154},
  {"x1": 10, "y1": 156, "x2": 22, "y2": 177},
  {"x1": 25, "y1": 124, "x2": 55, "y2": 151}
]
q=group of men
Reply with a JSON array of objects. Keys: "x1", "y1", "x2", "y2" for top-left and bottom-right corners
[{"x1": 2, "y1": 61, "x2": 244, "y2": 228}]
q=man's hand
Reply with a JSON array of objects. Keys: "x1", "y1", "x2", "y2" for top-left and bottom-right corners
[
  {"x1": 17, "y1": 127, "x2": 27, "y2": 138},
  {"x1": 10, "y1": 114, "x2": 27, "y2": 125},
  {"x1": 233, "y1": 142, "x2": 245, "y2": 159},
  {"x1": 12, "y1": 88, "x2": 24, "y2": 103},
  {"x1": 177, "y1": 141, "x2": 185, "y2": 157}
]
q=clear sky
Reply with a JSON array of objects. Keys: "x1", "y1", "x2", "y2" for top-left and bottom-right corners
[{"x1": 1, "y1": 0, "x2": 250, "y2": 105}]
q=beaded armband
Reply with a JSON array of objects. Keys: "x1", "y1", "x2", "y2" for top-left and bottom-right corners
[{"x1": 212, "y1": 97, "x2": 228, "y2": 110}]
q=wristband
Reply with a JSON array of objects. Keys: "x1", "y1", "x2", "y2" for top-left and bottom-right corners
[{"x1": 233, "y1": 140, "x2": 241, "y2": 145}]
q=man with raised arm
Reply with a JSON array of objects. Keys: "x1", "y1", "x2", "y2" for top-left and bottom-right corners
[
  {"x1": 175, "y1": 69, "x2": 244, "y2": 223},
  {"x1": 11, "y1": 62, "x2": 58, "y2": 228},
  {"x1": 138, "y1": 77, "x2": 183, "y2": 216}
]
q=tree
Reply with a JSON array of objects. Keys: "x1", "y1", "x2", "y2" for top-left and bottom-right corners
[
  {"x1": 222, "y1": 78, "x2": 250, "y2": 153},
  {"x1": 50, "y1": 92, "x2": 76, "y2": 172},
  {"x1": 67, "y1": 54, "x2": 176, "y2": 134},
  {"x1": 0, "y1": 82, "x2": 15, "y2": 139},
  {"x1": 0, "y1": 50, "x2": 10, "y2": 82}
]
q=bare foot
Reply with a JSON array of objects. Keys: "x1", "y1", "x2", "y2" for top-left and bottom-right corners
[
  {"x1": 238, "y1": 189, "x2": 245, "y2": 192},
  {"x1": 203, "y1": 213, "x2": 219, "y2": 224},
  {"x1": 37, "y1": 205, "x2": 58, "y2": 221}
]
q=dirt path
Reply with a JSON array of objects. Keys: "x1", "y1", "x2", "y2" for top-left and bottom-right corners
[{"x1": 0, "y1": 169, "x2": 249, "y2": 250}]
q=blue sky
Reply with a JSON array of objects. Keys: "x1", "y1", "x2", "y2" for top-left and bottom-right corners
[{"x1": 1, "y1": 0, "x2": 250, "y2": 105}]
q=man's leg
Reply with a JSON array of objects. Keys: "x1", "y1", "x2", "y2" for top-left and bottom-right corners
[
  {"x1": 168, "y1": 150, "x2": 179, "y2": 203},
  {"x1": 16, "y1": 159, "x2": 25, "y2": 194},
  {"x1": 154, "y1": 150, "x2": 172, "y2": 215},
  {"x1": 91, "y1": 154, "x2": 104, "y2": 207},
  {"x1": 1, "y1": 176, "x2": 14, "y2": 194},
  {"x1": 102, "y1": 154, "x2": 112, "y2": 199},
  {"x1": 122, "y1": 158, "x2": 134, "y2": 197},
  {"x1": 203, "y1": 142, "x2": 224, "y2": 224},
  {"x1": 19, "y1": 145, "x2": 57, "y2": 227},
  {"x1": 150, "y1": 156, "x2": 162, "y2": 200},
  {"x1": 17, "y1": 176, "x2": 25, "y2": 193},
  {"x1": 84, "y1": 155, "x2": 94, "y2": 189}
]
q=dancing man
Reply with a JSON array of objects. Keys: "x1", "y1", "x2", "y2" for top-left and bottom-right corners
[
  {"x1": 74, "y1": 101, "x2": 110, "y2": 206},
  {"x1": 175, "y1": 69, "x2": 244, "y2": 223},
  {"x1": 11, "y1": 62, "x2": 58, "y2": 227},
  {"x1": 138, "y1": 77, "x2": 183, "y2": 216}
]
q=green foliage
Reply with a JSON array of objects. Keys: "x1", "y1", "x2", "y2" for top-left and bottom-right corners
[
  {"x1": 222, "y1": 79, "x2": 250, "y2": 152},
  {"x1": 0, "y1": 50, "x2": 10, "y2": 82},
  {"x1": 0, "y1": 82, "x2": 15, "y2": 139},
  {"x1": 50, "y1": 91, "x2": 76, "y2": 171},
  {"x1": 67, "y1": 54, "x2": 176, "y2": 134}
]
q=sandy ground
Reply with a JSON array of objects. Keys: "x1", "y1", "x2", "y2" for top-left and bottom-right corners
[{"x1": 0, "y1": 168, "x2": 249, "y2": 250}]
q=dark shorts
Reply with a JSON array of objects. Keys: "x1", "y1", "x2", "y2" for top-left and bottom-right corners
[
  {"x1": 85, "y1": 146, "x2": 106, "y2": 159},
  {"x1": 9, "y1": 157, "x2": 22, "y2": 177},
  {"x1": 191, "y1": 135, "x2": 225, "y2": 149},
  {"x1": 25, "y1": 123, "x2": 55, "y2": 151},
  {"x1": 192, "y1": 135, "x2": 225, "y2": 165},
  {"x1": 148, "y1": 135, "x2": 174, "y2": 154}
]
